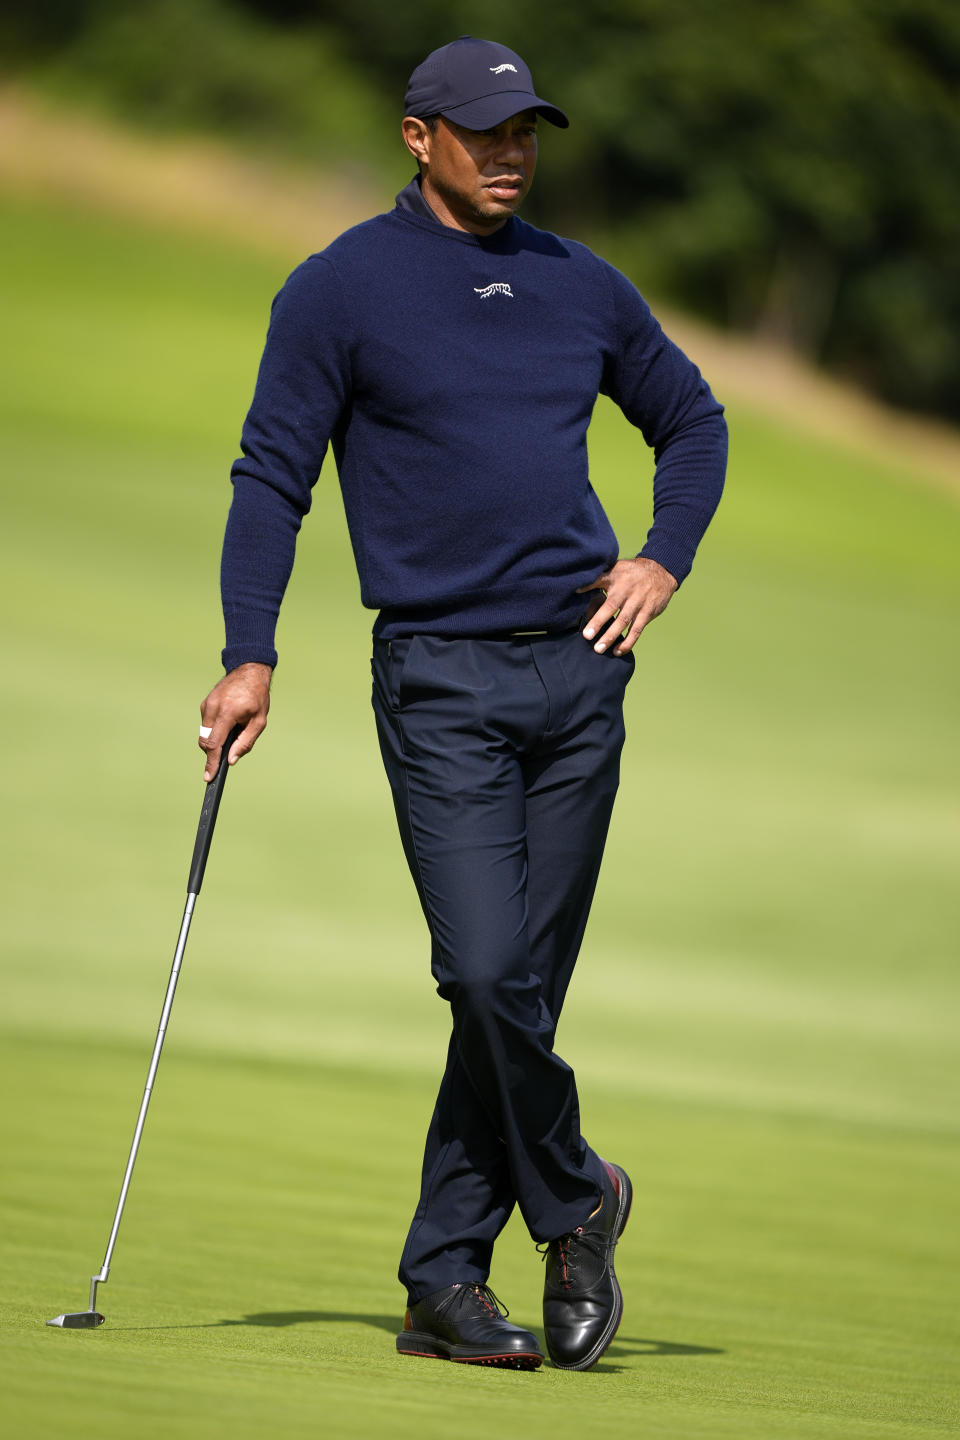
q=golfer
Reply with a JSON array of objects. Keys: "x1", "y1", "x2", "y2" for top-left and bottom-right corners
[{"x1": 199, "y1": 36, "x2": 727, "y2": 1371}]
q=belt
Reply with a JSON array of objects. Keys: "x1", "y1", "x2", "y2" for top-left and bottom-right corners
[{"x1": 380, "y1": 626, "x2": 580, "y2": 650}]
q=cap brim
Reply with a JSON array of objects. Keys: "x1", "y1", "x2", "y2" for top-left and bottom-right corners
[{"x1": 440, "y1": 91, "x2": 569, "y2": 130}]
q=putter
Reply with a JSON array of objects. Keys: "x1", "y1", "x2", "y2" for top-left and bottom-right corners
[{"x1": 47, "y1": 725, "x2": 243, "y2": 1330}]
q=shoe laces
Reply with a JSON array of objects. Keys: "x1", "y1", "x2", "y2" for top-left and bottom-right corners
[
  {"x1": 537, "y1": 1228, "x2": 605, "y2": 1289},
  {"x1": 436, "y1": 1283, "x2": 510, "y2": 1320}
]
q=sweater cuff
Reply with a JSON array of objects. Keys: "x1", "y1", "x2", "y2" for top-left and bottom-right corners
[
  {"x1": 638, "y1": 534, "x2": 695, "y2": 586},
  {"x1": 222, "y1": 607, "x2": 279, "y2": 673},
  {"x1": 221, "y1": 645, "x2": 278, "y2": 673}
]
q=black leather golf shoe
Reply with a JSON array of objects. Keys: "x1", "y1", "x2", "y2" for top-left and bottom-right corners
[
  {"x1": 397, "y1": 1283, "x2": 544, "y2": 1369},
  {"x1": 541, "y1": 1159, "x2": 633, "y2": 1370}
]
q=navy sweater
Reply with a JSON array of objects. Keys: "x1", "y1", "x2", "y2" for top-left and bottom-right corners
[{"x1": 221, "y1": 179, "x2": 727, "y2": 669}]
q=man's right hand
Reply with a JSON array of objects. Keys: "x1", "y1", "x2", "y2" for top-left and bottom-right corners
[{"x1": 198, "y1": 663, "x2": 273, "y2": 781}]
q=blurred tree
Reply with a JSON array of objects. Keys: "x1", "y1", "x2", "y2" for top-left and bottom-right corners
[
  {"x1": 0, "y1": 1, "x2": 94, "y2": 64},
  {"x1": 8, "y1": 0, "x2": 395, "y2": 176}
]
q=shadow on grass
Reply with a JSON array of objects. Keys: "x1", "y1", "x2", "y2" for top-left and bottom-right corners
[
  {"x1": 218, "y1": 1310, "x2": 398, "y2": 1334},
  {"x1": 609, "y1": 1335, "x2": 725, "y2": 1357},
  {"x1": 113, "y1": 1312, "x2": 727, "y2": 1366},
  {"x1": 586, "y1": 1334, "x2": 726, "y2": 1373},
  {"x1": 110, "y1": 1310, "x2": 400, "y2": 1334}
]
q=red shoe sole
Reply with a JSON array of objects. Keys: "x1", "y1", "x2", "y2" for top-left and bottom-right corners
[{"x1": 397, "y1": 1336, "x2": 542, "y2": 1369}]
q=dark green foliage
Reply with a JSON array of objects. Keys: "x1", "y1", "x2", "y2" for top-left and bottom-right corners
[
  {"x1": 6, "y1": 0, "x2": 960, "y2": 419},
  {"x1": 11, "y1": 0, "x2": 394, "y2": 171}
]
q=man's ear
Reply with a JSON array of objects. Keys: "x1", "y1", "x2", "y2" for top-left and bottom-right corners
[{"x1": 401, "y1": 116, "x2": 432, "y2": 167}]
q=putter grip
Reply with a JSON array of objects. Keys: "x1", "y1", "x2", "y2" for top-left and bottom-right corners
[{"x1": 187, "y1": 725, "x2": 243, "y2": 895}]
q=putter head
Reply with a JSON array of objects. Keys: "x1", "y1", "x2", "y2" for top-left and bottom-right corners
[{"x1": 47, "y1": 1311, "x2": 105, "y2": 1329}]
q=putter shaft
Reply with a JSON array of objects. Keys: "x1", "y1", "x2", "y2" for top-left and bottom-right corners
[
  {"x1": 49, "y1": 728, "x2": 240, "y2": 1328},
  {"x1": 93, "y1": 893, "x2": 196, "y2": 1304}
]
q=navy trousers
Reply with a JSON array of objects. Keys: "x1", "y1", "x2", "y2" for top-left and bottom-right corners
[{"x1": 370, "y1": 631, "x2": 633, "y2": 1304}]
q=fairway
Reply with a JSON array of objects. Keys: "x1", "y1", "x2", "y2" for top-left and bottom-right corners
[{"x1": 2, "y1": 191, "x2": 958, "y2": 1439}]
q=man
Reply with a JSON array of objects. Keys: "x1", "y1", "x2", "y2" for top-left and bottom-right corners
[{"x1": 199, "y1": 36, "x2": 727, "y2": 1371}]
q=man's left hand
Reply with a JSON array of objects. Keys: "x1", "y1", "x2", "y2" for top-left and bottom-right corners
[{"x1": 578, "y1": 557, "x2": 678, "y2": 655}]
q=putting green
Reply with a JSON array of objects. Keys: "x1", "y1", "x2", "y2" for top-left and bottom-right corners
[{"x1": 1, "y1": 192, "x2": 958, "y2": 1439}]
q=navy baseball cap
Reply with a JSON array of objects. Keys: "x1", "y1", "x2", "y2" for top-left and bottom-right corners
[{"x1": 404, "y1": 36, "x2": 569, "y2": 131}]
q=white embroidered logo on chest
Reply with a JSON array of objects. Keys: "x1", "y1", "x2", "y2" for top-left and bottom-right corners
[{"x1": 474, "y1": 283, "x2": 514, "y2": 300}]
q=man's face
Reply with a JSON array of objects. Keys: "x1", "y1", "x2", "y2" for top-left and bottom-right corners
[{"x1": 404, "y1": 110, "x2": 539, "y2": 235}]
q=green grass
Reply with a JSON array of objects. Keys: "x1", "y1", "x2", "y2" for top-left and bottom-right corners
[{"x1": 1, "y1": 191, "x2": 958, "y2": 1439}]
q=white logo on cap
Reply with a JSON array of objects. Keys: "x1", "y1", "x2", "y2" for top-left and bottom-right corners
[
  {"x1": 474, "y1": 283, "x2": 514, "y2": 299},
  {"x1": 489, "y1": 64, "x2": 518, "y2": 75}
]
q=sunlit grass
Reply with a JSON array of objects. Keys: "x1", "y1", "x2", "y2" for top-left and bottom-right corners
[{"x1": 2, "y1": 193, "x2": 958, "y2": 1439}]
